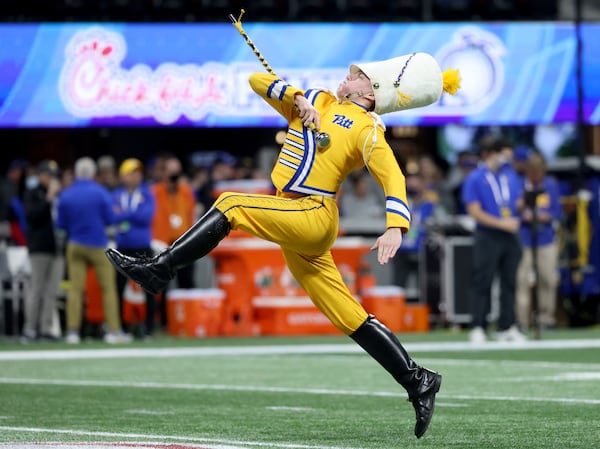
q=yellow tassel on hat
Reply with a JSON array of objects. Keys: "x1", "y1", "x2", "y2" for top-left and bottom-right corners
[{"x1": 442, "y1": 68, "x2": 461, "y2": 95}]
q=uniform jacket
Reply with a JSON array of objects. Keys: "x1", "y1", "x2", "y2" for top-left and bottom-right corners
[{"x1": 250, "y1": 73, "x2": 411, "y2": 231}]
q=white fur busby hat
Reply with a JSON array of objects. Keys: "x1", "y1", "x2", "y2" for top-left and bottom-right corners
[{"x1": 350, "y1": 52, "x2": 460, "y2": 115}]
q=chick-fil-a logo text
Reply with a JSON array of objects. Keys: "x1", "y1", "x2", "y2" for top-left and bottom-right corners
[{"x1": 58, "y1": 27, "x2": 231, "y2": 124}]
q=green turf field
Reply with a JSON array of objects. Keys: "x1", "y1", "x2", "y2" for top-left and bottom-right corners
[{"x1": 1, "y1": 328, "x2": 599, "y2": 449}]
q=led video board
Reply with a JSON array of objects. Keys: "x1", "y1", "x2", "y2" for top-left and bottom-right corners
[{"x1": 0, "y1": 22, "x2": 582, "y2": 127}]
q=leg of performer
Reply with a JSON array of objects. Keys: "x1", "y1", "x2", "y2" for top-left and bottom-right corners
[
  {"x1": 282, "y1": 248, "x2": 441, "y2": 439},
  {"x1": 105, "y1": 207, "x2": 230, "y2": 294}
]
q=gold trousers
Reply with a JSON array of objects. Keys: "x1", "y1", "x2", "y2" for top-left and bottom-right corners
[
  {"x1": 66, "y1": 242, "x2": 121, "y2": 332},
  {"x1": 214, "y1": 192, "x2": 369, "y2": 334}
]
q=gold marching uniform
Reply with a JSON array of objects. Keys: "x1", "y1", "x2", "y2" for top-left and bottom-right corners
[
  {"x1": 106, "y1": 54, "x2": 459, "y2": 438},
  {"x1": 213, "y1": 73, "x2": 411, "y2": 335}
]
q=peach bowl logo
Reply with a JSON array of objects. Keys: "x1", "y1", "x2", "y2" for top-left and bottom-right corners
[
  {"x1": 435, "y1": 26, "x2": 506, "y2": 115},
  {"x1": 58, "y1": 27, "x2": 231, "y2": 124}
]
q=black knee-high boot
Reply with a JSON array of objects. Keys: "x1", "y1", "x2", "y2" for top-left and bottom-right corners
[
  {"x1": 350, "y1": 315, "x2": 442, "y2": 438},
  {"x1": 105, "y1": 208, "x2": 230, "y2": 295}
]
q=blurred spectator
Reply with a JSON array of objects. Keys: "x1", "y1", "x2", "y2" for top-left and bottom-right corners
[
  {"x1": 516, "y1": 152, "x2": 562, "y2": 330},
  {"x1": 212, "y1": 151, "x2": 237, "y2": 183},
  {"x1": 21, "y1": 160, "x2": 63, "y2": 343},
  {"x1": 444, "y1": 150, "x2": 479, "y2": 214},
  {"x1": 192, "y1": 151, "x2": 237, "y2": 218},
  {"x1": 191, "y1": 166, "x2": 212, "y2": 217},
  {"x1": 419, "y1": 154, "x2": 454, "y2": 213},
  {"x1": 56, "y1": 157, "x2": 131, "y2": 344},
  {"x1": 393, "y1": 170, "x2": 441, "y2": 290},
  {"x1": 235, "y1": 156, "x2": 264, "y2": 180},
  {"x1": 498, "y1": 140, "x2": 518, "y2": 178},
  {"x1": 418, "y1": 155, "x2": 442, "y2": 203},
  {"x1": 0, "y1": 159, "x2": 28, "y2": 245},
  {"x1": 462, "y1": 136, "x2": 526, "y2": 343},
  {"x1": 61, "y1": 166, "x2": 74, "y2": 189},
  {"x1": 512, "y1": 144, "x2": 532, "y2": 179},
  {"x1": 112, "y1": 158, "x2": 157, "y2": 339},
  {"x1": 151, "y1": 155, "x2": 196, "y2": 289},
  {"x1": 340, "y1": 169, "x2": 384, "y2": 219},
  {"x1": 146, "y1": 152, "x2": 169, "y2": 185},
  {"x1": 97, "y1": 155, "x2": 119, "y2": 191}
]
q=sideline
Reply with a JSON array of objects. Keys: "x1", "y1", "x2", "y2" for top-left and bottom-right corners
[{"x1": 1, "y1": 338, "x2": 600, "y2": 361}]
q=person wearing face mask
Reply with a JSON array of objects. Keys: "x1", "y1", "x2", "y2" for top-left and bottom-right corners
[
  {"x1": 107, "y1": 53, "x2": 461, "y2": 439},
  {"x1": 462, "y1": 136, "x2": 527, "y2": 343},
  {"x1": 150, "y1": 155, "x2": 196, "y2": 290},
  {"x1": 21, "y1": 160, "x2": 63, "y2": 342}
]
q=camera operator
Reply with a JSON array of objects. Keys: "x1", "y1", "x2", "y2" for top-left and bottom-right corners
[{"x1": 516, "y1": 152, "x2": 562, "y2": 331}]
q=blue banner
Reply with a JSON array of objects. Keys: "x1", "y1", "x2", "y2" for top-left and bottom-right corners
[{"x1": 0, "y1": 22, "x2": 584, "y2": 127}]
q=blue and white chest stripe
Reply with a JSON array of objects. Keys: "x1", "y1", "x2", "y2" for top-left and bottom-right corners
[
  {"x1": 282, "y1": 90, "x2": 335, "y2": 198},
  {"x1": 386, "y1": 196, "x2": 411, "y2": 222}
]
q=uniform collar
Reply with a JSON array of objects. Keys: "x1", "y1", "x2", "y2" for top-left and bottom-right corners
[{"x1": 350, "y1": 101, "x2": 370, "y2": 111}]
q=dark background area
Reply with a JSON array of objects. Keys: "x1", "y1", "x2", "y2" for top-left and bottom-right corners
[
  {"x1": 0, "y1": 1, "x2": 562, "y2": 24},
  {"x1": 0, "y1": 127, "x2": 282, "y2": 170}
]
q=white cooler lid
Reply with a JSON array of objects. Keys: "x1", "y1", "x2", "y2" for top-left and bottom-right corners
[{"x1": 166, "y1": 288, "x2": 226, "y2": 301}]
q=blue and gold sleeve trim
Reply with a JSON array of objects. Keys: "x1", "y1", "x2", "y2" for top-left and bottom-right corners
[
  {"x1": 267, "y1": 79, "x2": 288, "y2": 100},
  {"x1": 386, "y1": 196, "x2": 411, "y2": 222}
]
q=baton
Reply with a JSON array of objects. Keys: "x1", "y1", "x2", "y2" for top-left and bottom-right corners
[{"x1": 229, "y1": 10, "x2": 331, "y2": 149}]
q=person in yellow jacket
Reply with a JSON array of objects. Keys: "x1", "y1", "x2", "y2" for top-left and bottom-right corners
[{"x1": 106, "y1": 53, "x2": 460, "y2": 439}]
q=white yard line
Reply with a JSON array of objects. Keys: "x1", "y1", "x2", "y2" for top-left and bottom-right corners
[
  {"x1": 0, "y1": 377, "x2": 401, "y2": 397},
  {"x1": 445, "y1": 394, "x2": 600, "y2": 405},
  {"x1": 419, "y1": 358, "x2": 600, "y2": 370},
  {"x1": 266, "y1": 406, "x2": 317, "y2": 412},
  {"x1": 0, "y1": 426, "x2": 366, "y2": 449},
  {"x1": 1, "y1": 339, "x2": 600, "y2": 361},
  {"x1": 506, "y1": 372, "x2": 600, "y2": 382},
  {"x1": 0, "y1": 444, "x2": 247, "y2": 449},
  {"x1": 0, "y1": 377, "x2": 598, "y2": 405},
  {"x1": 124, "y1": 409, "x2": 177, "y2": 416}
]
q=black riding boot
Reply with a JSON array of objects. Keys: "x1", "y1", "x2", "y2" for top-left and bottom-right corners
[
  {"x1": 105, "y1": 208, "x2": 230, "y2": 294},
  {"x1": 350, "y1": 315, "x2": 442, "y2": 438}
]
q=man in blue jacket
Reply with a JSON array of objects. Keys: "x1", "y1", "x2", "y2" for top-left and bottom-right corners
[
  {"x1": 56, "y1": 157, "x2": 131, "y2": 344},
  {"x1": 112, "y1": 158, "x2": 156, "y2": 338}
]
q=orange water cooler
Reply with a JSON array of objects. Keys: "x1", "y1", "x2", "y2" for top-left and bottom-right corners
[
  {"x1": 211, "y1": 236, "x2": 371, "y2": 336},
  {"x1": 360, "y1": 285, "x2": 406, "y2": 332},
  {"x1": 166, "y1": 288, "x2": 226, "y2": 337},
  {"x1": 253, "y1": 296, "x2": 340, "y2": 336},
  {"x1": 402, "y1": 304, "x2": 431, "y2": 332}
]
